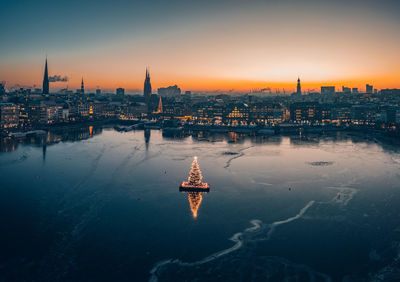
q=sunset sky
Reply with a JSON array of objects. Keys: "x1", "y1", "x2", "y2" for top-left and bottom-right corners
[{"x1": 1, "y1": 0, "x2": 400, "y2": 92}]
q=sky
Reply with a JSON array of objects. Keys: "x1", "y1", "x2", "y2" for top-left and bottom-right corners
[{"x1": 1, "y1": 0, "x2": 400, "y2": 93}]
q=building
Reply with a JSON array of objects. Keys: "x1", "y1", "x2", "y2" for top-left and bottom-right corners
[
  {"x1": 290, "y1": 102, "x2": 321, "y2": 124},
  {"x1": 116, "y1": 88, "x2": 125, "y2": 96},
  {"x1": 296, "y1": 78, "x2": 301, "y2": 95},
  {"x1": 366, "y1": 84, "x2": 373, "y2": 94},
  {"x1": 42, "y1": 58, "x2": 49, "y2": 94},
  {"x1": 342, "y1": 86, "x2": 351, "y2": 94},
  {"x1": 223, "y1": 104, "x2": 249, "y2": 125},
  {"x1": 28, "y1": 102, "x2": 48, "y2": 124},
  {"x1": 158, "y1": 85, "x2": 181, "y2": 97},
  {"x1": 331, "y1": 104, "x2": 352, "y2": 125},
  {"x1": 351, "y1": 105, "x2": 377, "y2": 125},
  {"x1": 352, "y1": 88, "x2": 358, "y2": 94},
  {"x1": 381, "y1": 89, "x2": 400, "y2": 95},
  {"x1": 0, "y1": 103, "x2": 19, "y2": 129},
  {"x1": 249, "y1": 103, "x2": 285, "y2": 125},
  {"x1": 96, "y1": 89, "x2": 101, "y2": 95},
  {"x1": 193, "y1": 103, "x2": 222, "y2": 123},
  {"x1": 45, "y1": 103, "x2": 63, "y2": 123},
  {"x1": 143, "y1": 68, "x2": 152, "y2": 113},
  {"x1": 321, "y1": 86, "x2": 335, "y2": 95},
  {"x1": 80, "y1": 78, "x2": 85, "y2": 94},
  {"x1": 0, "y1": 82, "x2": 5, "y2": 95}
]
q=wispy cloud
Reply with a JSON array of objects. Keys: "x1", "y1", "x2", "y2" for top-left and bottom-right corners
[{"x1": 49, "y1": 75, "x2": 68, "y2": 82}]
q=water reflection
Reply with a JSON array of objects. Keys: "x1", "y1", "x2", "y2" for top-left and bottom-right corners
[
  {"x1": 187, "y1": 192, "x2": 204, "y2": 218},
  {"x1": 42, "y1": 143, "x2": 46, "y2": 163},
  {"x1": 2, "y1": 126, "x2": 400, "y2": 157},
  {"x1": 0, "y1": 125, "x2": 102, "y2": 153},
  {"x1": 144, "y1": 129, "x2": 150, "y2": 151}
]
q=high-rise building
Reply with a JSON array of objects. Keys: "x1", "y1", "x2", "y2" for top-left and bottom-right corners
[
  {"x1": 116, "y1": 88, "x2": 125, "y2": 96},
  {"x1": 296, "y1": 78, "x2": 301, "y2": 95},
  {"x1": 96, "y1": 89, "x2": 101, "y2": 95},
  {"x1": 342, "y1": 86, "x2": 351, "y2": 94},
  {"x1": 42, "y1": 58, "x2": 49, "y2": 94},
  {"x1": 143, "y1": 68, "x2": 152, "y2": 112},
  {"x1": 366, "y1": 84, "x2": 373, "y2": 94},
  {"x1": 81, "y1": 78, "x2": 85, "y2": 94},
  {"x1": 352, "y1": 88, "x2": 358, "y2": 94},
  {"x1": 158, "y1": 85, "x2": 181, "y2": 96},
  {"x1": 321, "y1": 86, "x2": 335, "y2": 95}
]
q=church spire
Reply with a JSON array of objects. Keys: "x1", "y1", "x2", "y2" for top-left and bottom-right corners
[
  {"x1": 81, "y1": 77, "x2": 85, "y2": 94},
  {"x1": 296, "y1": 77, "x2": 301, "y2": 95},
  {"x1": 42, "y1": 57, "x2": 49, "y2": 94},
  {"x1": 143, "y1": 68, "x2": 152, "y2": 113}
]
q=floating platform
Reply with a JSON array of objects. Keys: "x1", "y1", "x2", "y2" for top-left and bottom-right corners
[{"x1": 179, "y1": 182, "x2": 210, "y2": 192}]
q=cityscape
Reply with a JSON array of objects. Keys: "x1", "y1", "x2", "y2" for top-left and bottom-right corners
[
  {"x1": 1, "y1": 57, "x2": 400, "y2": 139},
  {"x1": 1, "y1": 0, "x2": 400, "y2": 281}
]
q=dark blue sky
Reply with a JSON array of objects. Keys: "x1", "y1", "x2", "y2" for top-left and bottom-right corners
[{"x1": 1, "y1": 0, "x2": 400, "y2": 90}]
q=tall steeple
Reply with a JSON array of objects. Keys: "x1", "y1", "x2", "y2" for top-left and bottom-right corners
[
  {"x1": 81, "y1": 77, "x2": 85, "y2": 94},
  {"x1": 143, "y1": 68, "x2": 152, "y2": 113},
  {"x1": 296, "y1": 77, "x2": 301, "y2": 95},
  {"x1": 42, "y1": 57, "x2": 49, "y2": 94}
]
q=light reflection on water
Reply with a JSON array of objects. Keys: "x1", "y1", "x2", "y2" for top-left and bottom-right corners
[{"x1": 1, "y1": 127, "x2": 400, "y2": 281}]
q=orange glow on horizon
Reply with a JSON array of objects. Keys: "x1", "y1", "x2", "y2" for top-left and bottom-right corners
[
  {"x1": 3, "y1": 74, "x2": 400, "y2": 93},
  {"x1": 1, "y1": 60, "x2": 399, "y2": 92}
]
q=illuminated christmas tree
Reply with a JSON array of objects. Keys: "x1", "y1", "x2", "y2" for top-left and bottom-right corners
[
  {"x1": 179, "y1": 156, "x2": 210, "y2": 190},
  {"x1": 188, "y1": 156, "x2": 203, "y2": 186}
]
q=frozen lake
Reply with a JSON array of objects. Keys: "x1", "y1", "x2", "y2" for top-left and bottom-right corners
[{"x1": 1, "y1": 127, "x2": 400, "y2": 281}]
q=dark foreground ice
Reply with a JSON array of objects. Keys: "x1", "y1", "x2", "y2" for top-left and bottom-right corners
[{"x1": 1, "y1": 128, "x2": 400, "y2": 281}]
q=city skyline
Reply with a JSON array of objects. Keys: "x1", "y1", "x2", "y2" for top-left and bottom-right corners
[
  {"x1": 1, "y1": 0, "x2": 400, "y2": 91},
  {"x1": 1, "y1": 57, "x2": 395, "y2": 94}
]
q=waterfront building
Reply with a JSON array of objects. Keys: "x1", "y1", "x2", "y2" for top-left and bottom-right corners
[
  {"x1": 290, "y1": 102, "x2": 321, "y2": 124},
  {"x1": 223, "y1": 104, "x2": 249, "y2": 125},
  {"x1": 28, "y1": 102, "x2": 48, "y2": 124},
  {"x1": 0, "y1": 103, "x2": 19, "y2": 129},
  {"x1": 248, "y1": 103, "x2": 285, "y2": 125},
  {"x1": 331, "y1": 104, "x2": 352, "y2": 125},
  {"x1": 351, "y1": 105, "x2": 377, "y2": 125}
]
